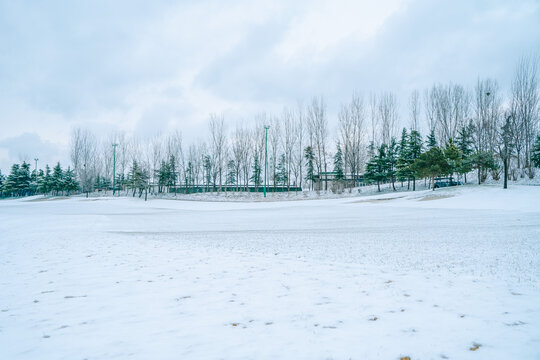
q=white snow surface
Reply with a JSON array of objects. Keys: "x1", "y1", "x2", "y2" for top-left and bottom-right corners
[{"x1": 1, "y1": 185, "x2": 539, "y2": 359}]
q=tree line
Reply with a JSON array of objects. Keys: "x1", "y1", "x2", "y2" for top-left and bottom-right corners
[
  {"x1": 2, "y1": 55, "x2": 540, "y2": 198},
  {"x1": 0, "y1": 162, "x2": 78, "y2": 197}
]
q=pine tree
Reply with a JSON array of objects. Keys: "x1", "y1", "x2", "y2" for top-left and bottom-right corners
[
  {"x1": 396, "y1": 128, "x2": 413, "y2": 189},
  {"x1": 203, "y1": 155, "x2": 212, "y2": 191},
  {"x1": 156, "y1": 160, "x2": 170, "y2": 193},
  {"x1": 0, "y1": 169, "x2": 4, "y2": 196},
  {"x1": 226, "y1": 160, "x2": 236, "y2": 186},
  {"x1": 129, "y1": 160, "x2": 149, "y2": 198},
  {"x1": 531, "y1": 134, "x2": 540, "y2": 168},
  {"x1": 386, "y1": 137, "x2": 398, "y2": 191},
  {"x1": 304, "y1": 146, "x2": 315, "y2": 190},
  {"x1": 52, "y1": 162, "x2": 64, "y2": 195},
  {"x1": 470, "y1": 151, "x2": 497, "y2": 185},
  {"x1": 276, "y1": 154, "x2": 288, "y2": 186},
  {"x1": 35, "y1": 169, "x2": 44, "y2": 194},
  {"x1": 3, "y1": 164, "x2": 20, "y2": 196},
  {"x1": 408, "y1": 130, "x2": 423, "y2": 191},
  {"x1": 185, "y1": 161, "x2": 194, "y2": 191},
  {"x1": 168, "y1": 155, "x2": 177, "y2": 191},
  {"x1": 426, "y1": 129, "x2": 437, "y2": 149},
  {"x1": 18, "y1": 162, "x2": 32, "y2": 196},
  {"x1": 38, "y1": 165, "x2": 53, "y2": 194},
  {"x1": 250, "y1": 155, "x2": 262, "y2": 188},
  {"x1": 365, "y1": 144, "x2": 388, "y2": 192},
  {"x1": 444, "y1": 139, "x2": 460, "y2": 179},
  {"x1": 63, "y1": 167, "x2": 79, "y2": 194},
  {"x1": 412, "y1": 147, "x2": 451, "y2": 190},
  {"x1": 333, "y1": 143, "x2": 344, "y2": 181},
  {"x1": 456, "y1": 122, "x2": 475, "y2": 183}
]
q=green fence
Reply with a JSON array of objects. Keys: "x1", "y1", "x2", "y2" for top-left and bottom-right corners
[{"x1": 169, "y1": 186, "x2": 302, "y2": 194}]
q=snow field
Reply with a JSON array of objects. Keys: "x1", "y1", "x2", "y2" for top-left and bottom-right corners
[{"x1": 0, "y1": 185, "x2": 539, "y2": 359}]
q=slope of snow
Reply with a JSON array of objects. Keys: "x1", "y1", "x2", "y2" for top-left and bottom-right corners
[{"x1": 0, "y1": 185, "x2": 539, "y2": 359}]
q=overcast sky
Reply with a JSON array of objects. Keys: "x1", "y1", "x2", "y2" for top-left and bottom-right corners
[{"x1": 0, "y1": 0, "x2": 539, "y2": 173}]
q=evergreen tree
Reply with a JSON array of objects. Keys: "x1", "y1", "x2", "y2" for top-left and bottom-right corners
[
  {"x1": 35, "y1": 169, "x2": 44, "y2": 194},
  {"x1": 333, "y1": 143, "x2": 344, "y2": 181},
  {"x1": 396, "y1": 128, "x2": 413, "y2": 189},
  {"x1": 52, "y1": 162, "x2": 64, "y2": 195},
  {"x1": 412, "y1": 147, "x2": 451, "y2": 190},
  {"x1": 386, "y1": 137, "x2": 398, "y2": 191},
  {"x1": 365, "y1": 144, "x2": 388, "y2": 192},
  {"x1": 396, "y1": 128, "x2": 410, "y2": 187},
  {"x1": 63, "y1": 167, "x2": 79, "y2": 194},
  {"x1": 156, "y1": 160, "x2": 170, "y2": 193},
  {"x1": 38, "y1": 165, "x2": 53, "y2": 194},
  {"x1": 470, "y1": 151, "x2": 497, "y2": 184},
  {"x1": 408, "y1": 130, "x2": 423, "y2": 191},
  {"x1": 226, "y1": 160, "x2": 236, "y2": 186},
  {"x1": 276, "y1": 154, "x2": 288, "y2": 186},
  {"x1": 0, "y1": 169, "x2": 4, "y2": 196},
  {"x1": 426, "y1": 129, "x2": 437, "y2": 149},
  {"x1": 532, "y1": 134, "x2": 540, "y2": 168},
  {"x1": 129, "y1": 160, "x2": 149, "y2": 198},
  {"x1": 115, "y1": 173, "x2": 125, "y2": 193},
  {"x1": 168, "y1": 155, "x2": 177, "y2": 190},
  {"x1": 18, "y1": 162, "x2": 32, "y2": 195},
  {"x1": 455, "y1": 122, "x2": 475, "y2": 183},
  {"x1": 185, "y1": 161, "x2": 194, "y2": 191},
  {"x1": 444, "y1": 139, "x2": 460, "y2": 178},
  {"x1": 250, "y1": 155, "x2": 262, "y2": 188},
  {"x1": 304, "y1": 146, "x2": 315, "y2": 190},
  {"x1": 203, "y1": 155, "x2": 212, "y2": 190},
  {"x1": 3, "y1": 164, "x2": 20, "y2": 196}
]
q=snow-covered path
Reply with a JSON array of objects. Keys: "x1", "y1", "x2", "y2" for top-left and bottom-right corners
[{"x1": 1, "y1": 185, "x2": 539, "y2": 359}]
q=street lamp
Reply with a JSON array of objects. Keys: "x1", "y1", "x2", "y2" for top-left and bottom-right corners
[
  {"x1": 112, "y1": 143, "x2": 118, "y2": 196},
  {"x1": 264, "y1": 125, "x2": 270, "y2": 198}
]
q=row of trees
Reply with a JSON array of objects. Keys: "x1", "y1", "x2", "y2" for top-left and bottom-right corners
[
  {"x1": 0, "y1": 162, "x2": 78, "y2": 197},
  {"x1": 2, "y1": 55, "x2": 539, "y2": 198}
]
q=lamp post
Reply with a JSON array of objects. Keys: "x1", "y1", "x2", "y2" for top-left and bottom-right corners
[
  {"x1": 264, "y1": 125, "x2": 270, "y2": 198},
  {"x1": 112, "y1": 143, "x2": 118, "y2": 195},
  {"x1": 34, "y1": 158, "x2": 39, "y2": 173}
]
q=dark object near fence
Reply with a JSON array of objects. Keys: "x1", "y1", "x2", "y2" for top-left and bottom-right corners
[{"x1": 433, "y1": 177, "x2": 462, "y2": 188}]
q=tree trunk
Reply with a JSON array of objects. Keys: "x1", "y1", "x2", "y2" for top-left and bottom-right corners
[{"x1": 503, "y1": 158, "x2": 508, "y2": 189}]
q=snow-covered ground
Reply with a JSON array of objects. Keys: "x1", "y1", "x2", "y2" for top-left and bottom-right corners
[{"x1": 1, "y1": 185, "x2": 539, "y2": 359}]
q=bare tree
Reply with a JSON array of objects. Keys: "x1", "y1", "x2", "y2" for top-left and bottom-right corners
[
  {"x1": 281, "y1": 107, "x2": 296, "y2": 192},
  {"x1": 269, "y1": 115, "x2": 281, "y2": 188},
  {"x1": 70, "y1": 128, "x2": 98, "y2": 196},
  {"x1": 511, "y1": 54, "x2": 539, "y2": 178},
  {"x1": 307, "y1": 96, "x2": 329, "y2": 191},
  {"x1": 369, "y1": 93, "x2": 379, "y2": 147},
  {"x1": 292, "y1": 102, "x2": 305, "y2": 191},
  {"x1": 339, "y1": 93, "x2": 366, "y2": 190},
  {"x1": 424, "y1": 84, "x2": 468, "y2": 146},
  {"x1": 409, "y1": 90, "x2": 421, "y2": 133},
  {"x1": 474, "y1": 78, "x2": 501, "y2": 154},
  {"x1": 209, "y1": 114, "x2": 226, "y2": 192},
  {"x1": 378, "y1": 92, "x2": 398, "y2": 145}
]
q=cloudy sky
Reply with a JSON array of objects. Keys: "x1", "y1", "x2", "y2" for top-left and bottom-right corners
[{"x1": 0, "y1": 0, "x2": 539, "y2": 173}]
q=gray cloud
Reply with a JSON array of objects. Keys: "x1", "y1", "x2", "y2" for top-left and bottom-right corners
[{"x1": 0, "y1": 0, "x2": 539, "y2": 173}]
